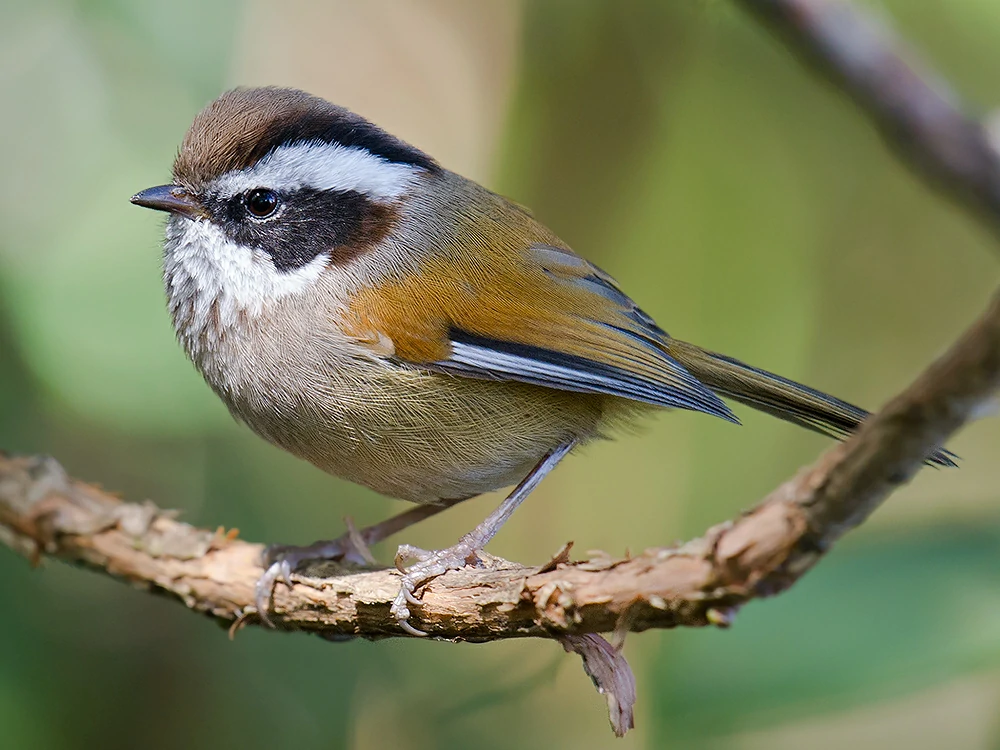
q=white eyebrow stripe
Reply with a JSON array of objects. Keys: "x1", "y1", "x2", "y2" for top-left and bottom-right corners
[{"x1": 213, "y1": 141, "x2": 423, "y2": 200}]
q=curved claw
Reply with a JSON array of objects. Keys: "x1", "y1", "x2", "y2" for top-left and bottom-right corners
[
  {"x1": 397, "y1": 617, "x2": 429, "y2": 637},
  {"x1": 389, "y1": 593, "x2": 428, "y2": 636},
  {"x1": 403, "y1": 586, "x2": 423, "y2": 606},
  {"x1": 254, "y1": 559, "x2": 293, "y2": 628},
  {"x1": 394, "y1": 544, "x2": 433, "y2": 573},
  {"x1": 278, "y1": 559, "x2": 294, "y2": 587},
  {"x1": 394, "y1": 552, "x2": 408, "y2": 574}
]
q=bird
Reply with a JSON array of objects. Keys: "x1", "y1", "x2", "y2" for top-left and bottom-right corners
[{"x1": 130, "y1": 87, "x2": 954, "y2": 635}]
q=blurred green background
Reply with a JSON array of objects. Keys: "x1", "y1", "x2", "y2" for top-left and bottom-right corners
[{"x1": 2, "y1": 1, "x2": 1000, "y2": 748}]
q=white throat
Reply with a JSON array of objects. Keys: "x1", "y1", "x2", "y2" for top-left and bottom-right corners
[
  {"x1": 163, "y1": 216, "x2": 326, "y2": 355},
  {"x1": 162, "y1": 140, "x2": 422, "y2": 361}
]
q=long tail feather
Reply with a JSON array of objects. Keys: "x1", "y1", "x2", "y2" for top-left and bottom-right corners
[{"x1": 669, "y1": 340, "x2": 957, "y2": 468}]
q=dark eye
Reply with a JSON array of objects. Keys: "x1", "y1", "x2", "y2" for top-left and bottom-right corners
[{"x1": 245, "y1": 188, "x2": 279, "y2": 218}]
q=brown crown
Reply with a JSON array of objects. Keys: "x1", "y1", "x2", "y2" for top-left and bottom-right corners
[{"x1": 172, "y1": 87, "x2": 438, "y2": 189}]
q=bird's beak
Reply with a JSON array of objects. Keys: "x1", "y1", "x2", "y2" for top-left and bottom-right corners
[{"x1": 130, "y1": 185, "x2": 207, "y2": 219}]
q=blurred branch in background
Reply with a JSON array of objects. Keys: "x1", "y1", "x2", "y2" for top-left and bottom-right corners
[
  {"x1": 3, "y1": 0, "x2": 1000, "y2": 741},
  {"x1": 737, "y1": 0, "x2": 1000, "y2": 238}
]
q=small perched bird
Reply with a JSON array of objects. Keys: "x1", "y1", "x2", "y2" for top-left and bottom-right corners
[{"x1": 132, "y1": 87, "x2": 953, "y2": 634}]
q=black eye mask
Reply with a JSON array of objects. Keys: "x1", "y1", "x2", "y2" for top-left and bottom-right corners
[{"x1": 206, "y1": 187, "x2": 378, "y2": 272}]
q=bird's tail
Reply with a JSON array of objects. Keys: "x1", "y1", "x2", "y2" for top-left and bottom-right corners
[{"x1": 668, "y1": 339, "x2": 956, "y2": 467}]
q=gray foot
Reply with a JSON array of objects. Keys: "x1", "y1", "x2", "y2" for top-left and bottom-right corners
[
  {"x1": 390, "y1": 541, "x2": 482, "y2": 636},
  {"x1": 387, "y1": 441, "x2": 578, "y2": 636},
  {"x1": 254, "y1": 526, "x2": 374, "y2": 627}
]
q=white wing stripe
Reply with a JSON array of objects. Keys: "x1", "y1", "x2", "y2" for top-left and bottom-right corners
[{"x1": 446, "y1": 341, "x2": 732, "y2": 416}]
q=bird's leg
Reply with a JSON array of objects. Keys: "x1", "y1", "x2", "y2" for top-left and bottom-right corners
[
  {"x1": 254, "y1": 496, "x2": 470, "y2": 626},
  {"x1": 390, "y1": 439, "x2": 578, "y2": 636}
]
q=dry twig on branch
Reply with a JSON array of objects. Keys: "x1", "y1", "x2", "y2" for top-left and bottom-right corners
[{"x1": 3, "y1": 0, "x2": 1000, "y2": 737}]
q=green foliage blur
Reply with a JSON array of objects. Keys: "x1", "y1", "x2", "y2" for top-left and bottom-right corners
[{"x1": 2, "y1": 2, "x2": 1000, "y2": 748}]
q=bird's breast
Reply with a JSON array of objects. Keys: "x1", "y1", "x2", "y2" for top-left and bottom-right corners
[
  {"x1": 161, "y1": 212, "x2": 622, "y2": 504},
  {"x1": 194, "y1": 316, "x2": 611, "y2": 503}
]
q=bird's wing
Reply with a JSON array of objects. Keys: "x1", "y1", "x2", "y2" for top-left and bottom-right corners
[{"x1": 342, "y1": 242, "x2": 735, "y2": 422}]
